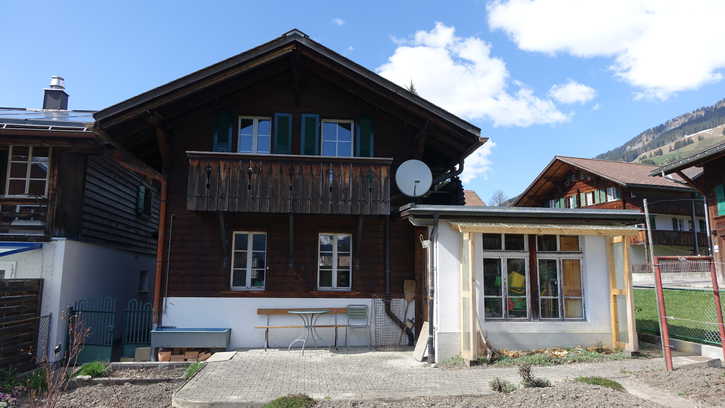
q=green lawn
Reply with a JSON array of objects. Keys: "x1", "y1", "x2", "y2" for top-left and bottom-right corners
[{"x1": 634, "y1": 287, "x2": 725, "y2": 345}]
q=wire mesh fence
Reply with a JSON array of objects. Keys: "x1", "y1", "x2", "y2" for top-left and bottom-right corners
[
  {"x1": 633, "y1": 257, "x2": 725, "y2": 347},
  {"x1": 35, "y1": 314, "x2": 51, "y2": 364}
]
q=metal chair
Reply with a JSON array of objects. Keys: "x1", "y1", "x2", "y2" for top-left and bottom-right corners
[{"x1": 344, "y1": 304, "x2": 372, "y2": 349}]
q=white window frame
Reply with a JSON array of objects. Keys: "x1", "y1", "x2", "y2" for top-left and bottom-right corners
[
  {"x1": 537, "y1": 255, "x2": 586, "y2": 321},
  {"x1": 482, "y1": 252, "x2": 530, "y2": 320},
  {"x1": 0, "y1": 261, "x2": 17, "y2": 279},
  {"x1": 230, "y1": 231, "x2": 267, "y2": 290},
  {"x1": 482, "y1": 233, "x2": 528, "y2": 252},
  {"x1": 317, "y1": 233, "x2": 352, "y2": 291},
  {"x1": 237, "y1": 116, "x2": 272, "y2": 154},
  {"x1": 320, "y1": 119, "x2": 354, "y2": 157},
  {"x1": 5, "y1": 146, "x2": 52, "y2": 197}
]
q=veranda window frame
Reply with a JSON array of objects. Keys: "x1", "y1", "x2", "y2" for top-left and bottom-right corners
[
  {"x1": 4, "y1": 145, "x2": 52, "y2": 197},
  {"x1": 317, "y1": 233, "x2": 352, "y2": 291},
  {"x1": 536, "y1": 238, "x2": 586, "y2": 321},
  {"x1": 482, "y1": 252, "x2": 530, "y2": 320},
  {"x1": 230, "y1": 231, "x2": 267, "y2": 290},
  {"x1": 237, "y1": 116, "x2": 272, "y2": 154},
  {"x1": 320, "y1": 119, "x2": 354, "y2": 157}
]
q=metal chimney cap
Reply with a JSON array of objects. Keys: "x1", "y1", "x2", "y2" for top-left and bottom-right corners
[{"x1": 49, "y1": 76, "x2": 65, "y2": 89}]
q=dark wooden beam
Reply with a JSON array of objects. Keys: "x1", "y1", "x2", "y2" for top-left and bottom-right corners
[
  {"x1": 289, "y1": 53, "x2": 302, "y2": 107},
  {"x1": 676, "y1": 170, "x2": 705, "y2": 195}
]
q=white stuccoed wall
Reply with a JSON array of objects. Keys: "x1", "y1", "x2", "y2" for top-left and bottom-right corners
[{"x1": 433, "y1": 223, "x2": 614, "y2": 362}]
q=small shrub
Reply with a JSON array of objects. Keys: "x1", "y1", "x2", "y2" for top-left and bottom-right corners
[
  {"x1": 438, "y1": 355, "x2": 465, "y2": 367},
  {"x1": 489, "y1": 377, "x2": 516, "y2": 393},
  {"x1": 518, "y1": 364, "x2": 550, "y2": 388},
  {"x1": 263, "y1": 394, "x2": 316, "y2": 408},
  {"x1": 575, "y1": 376, "x2": 625, "y2": 392},
  {"x1": 74, "y1": 361, "x2": 107, "y2": 378},
  {"x1": 184, "y1": 362, "x2": 205, "y2": 379},
  {"x1": 26, "y1": 370, "x2": 46, "y2": 393}
]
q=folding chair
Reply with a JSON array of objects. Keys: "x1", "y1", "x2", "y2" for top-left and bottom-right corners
[{"x1": 345, "y1": 304, "x2": 372, "y2": 349}]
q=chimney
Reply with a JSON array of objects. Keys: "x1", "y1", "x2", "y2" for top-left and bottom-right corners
[{"x1": 42, "y1": 75, "x2": 69, "y2": 110}]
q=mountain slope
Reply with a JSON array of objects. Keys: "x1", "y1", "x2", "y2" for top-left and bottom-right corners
[{"x1": 596, "y1": 98, "x2": 725, "y2": 165}]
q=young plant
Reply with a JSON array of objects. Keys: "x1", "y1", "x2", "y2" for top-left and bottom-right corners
[
  {"x1": 489, "y1": 377, "x2": 516, "y2": 393},
  {"x1": 184, "y1": 362, "x2": 205, "y2": 379},
  {"x1": 74, "y1": 361, "x2": 108, "y2": 378},
  {"x1": 518, "y1": 364, "x2": 551, "y2": 388},
  {"x1": 263, "y1": 394, "x2": 316, "y2": 408},
  {"x1": 575, "y1": 376, "x2": 625, "y2": 392}
]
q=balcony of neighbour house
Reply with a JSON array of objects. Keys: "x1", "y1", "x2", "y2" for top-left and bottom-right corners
[
  {"x1": 0, "y1": 197, "x2": 49, "y2": 239},
  {"x1": 629, "y1": 229, "x2": 708, "y2": 248},
  {"x1": 186, "y1": 151, "x2": 392, "y2": 215}
]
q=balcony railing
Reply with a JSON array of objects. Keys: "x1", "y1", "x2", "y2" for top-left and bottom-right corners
[
  {"x1": 0, "y1": 198, "x2": 48, "y2": 237},
  {"x1": 630, "y1": 229, "x2": 708, "y2": 248},
  {"x1": 186, "y1": 151, "x2": 392, "y2": 215}
]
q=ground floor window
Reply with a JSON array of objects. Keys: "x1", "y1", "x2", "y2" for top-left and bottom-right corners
[
  {"x1": 538, "y1": 258, "x2": 584, "y2": 319},
  {"x1": 318, "y1": 233, "x2": 352, "y2": 290},
  {"x1": 483, "y1": 256, "x2": 528, "y2": 319},
  {"x1": 231, "y1": 231, "x2": 267, "y2": 290}
]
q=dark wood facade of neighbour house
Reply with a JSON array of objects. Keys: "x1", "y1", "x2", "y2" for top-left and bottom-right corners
[
  {"x1": 653, "y1": 142, "x2": 725, "y2": 265},
  {"x1": 514, "y1": 156, "x2": 707, "y2": 255},
  {"x1": 92, "y1": 30, "x2": 484, "y2": 337},
  {"x1": 0, "y1": 111, "x2": 160, "y2": 254}
]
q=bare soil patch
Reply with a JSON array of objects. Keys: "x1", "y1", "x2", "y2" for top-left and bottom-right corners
[
  {"x1": 57, "y1": 382, "x2": 178, "y2": 408},
  {"x1": 635, "y1": 365, "x2": 725, "y2": 407},
  {"x1": 315, "y1": 382, "x2": 663, "y2": 408},
  {"x1": 107, "y1": 366, "x2": 185, "y2": 379}
]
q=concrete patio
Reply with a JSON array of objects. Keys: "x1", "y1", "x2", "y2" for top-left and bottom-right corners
[{"x1": 172, "y1": 348, "x2": 718, "y2": 407}]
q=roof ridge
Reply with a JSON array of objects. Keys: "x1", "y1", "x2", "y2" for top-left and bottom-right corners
[{"x1": 556, "y1": 155, "x2": 656, "y2": 167}]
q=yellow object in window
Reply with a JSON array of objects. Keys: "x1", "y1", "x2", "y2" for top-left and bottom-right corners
[{"x1": 508, "y1": 270, "x2": 526, "y2": 295}]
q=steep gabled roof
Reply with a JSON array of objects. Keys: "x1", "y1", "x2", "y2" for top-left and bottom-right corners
[
  {"x1": 515, "y1": 155, "x2": 695, "y2": 206},
  {"x1": 93, "y1": 29, "x2": 482, "y2": 153},
  {"x1": 464, "y1": 190, "x2": 485, "y2": 206}
]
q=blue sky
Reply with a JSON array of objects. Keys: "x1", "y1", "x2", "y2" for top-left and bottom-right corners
[{"x1": 3, "y1": 0, "x2": 725, "y2": 203}]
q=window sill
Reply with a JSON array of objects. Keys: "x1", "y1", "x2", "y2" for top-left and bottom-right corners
[
  {"x1": 230, "y1": 288, "x2": 266, "y2": 292},
  {"x1": 317, "y1": 288, "x2": 352, "y2": 292}
]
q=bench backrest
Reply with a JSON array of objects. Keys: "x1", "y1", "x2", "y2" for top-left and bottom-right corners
[{"x1": 257, "y1": 308, "x2": 348, "y2": 315}]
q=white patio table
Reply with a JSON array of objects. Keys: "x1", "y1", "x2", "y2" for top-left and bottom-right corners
[{"x1": 287, "y1": 309, "x2": 329, "y2": 354}]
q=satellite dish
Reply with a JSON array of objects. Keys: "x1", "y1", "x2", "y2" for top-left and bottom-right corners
[{"x1": 395, "y1": 159, "x2": 432, "y2": 197}]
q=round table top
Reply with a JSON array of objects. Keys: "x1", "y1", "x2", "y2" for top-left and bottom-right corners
[{"x1": 288, "y1": 310, "x2": 329, "y2": 315}]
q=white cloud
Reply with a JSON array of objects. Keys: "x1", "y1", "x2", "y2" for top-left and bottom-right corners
[
  {"x1": 592, "y1": 103, "x2": 601, "y2": 111},
  {"x1": 332, "y1": 17, "x2": 345, "y2": 26},
  {"x1": 487, "y1": 0, "x2": 725, "y2": 99},
  {"x1": 548, "y1": 80, "x2": 596, "y2": 104},
  {"x1": 347, "y1": 46, "x2": 354, "y2": 52},
  {"x1": 377, "y1": 22, "x2": 568, "y2": 127},
  {"x1": 461, "y1": 140, "x2": 495, "y2": 183}
]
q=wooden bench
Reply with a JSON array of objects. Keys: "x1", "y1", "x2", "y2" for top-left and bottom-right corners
[{"x1": 256, "y1": 308, "x2": 349, "y2": 350}]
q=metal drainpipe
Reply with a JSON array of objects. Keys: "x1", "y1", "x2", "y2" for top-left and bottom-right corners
[
  {"x1": 427, "y1": 214, "x2": 439, "y2": 362},
  {"x1": 384, "y1": 214, "x2": 415, "y2": 346}
]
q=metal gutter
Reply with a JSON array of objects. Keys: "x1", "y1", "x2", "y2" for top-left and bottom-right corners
[{"x1": 400, "y1": 203, "x2": 642, "y2": 221}]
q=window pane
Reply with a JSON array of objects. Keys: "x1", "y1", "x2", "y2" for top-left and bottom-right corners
[
  {"x1": 538, "y1": 259, "x2": 558, "y2": 296},
  {"x1": 233, "y1": 251, "x2": 247, "y2": 268},
  {"x1": 251, "y1": 269, "x2": 265, "y2": 288},
  {"x1": 562, "y1": 259, "x2": 582, "y2": 297},
  {"x1": 507, "y1": 259, "x2": 526, "y2": 296},
  {"x1": 252, "y1": 252, "x2": 265, "y2": 269},
  {"x1": 338, "y1": 122, "x2": 352, "y2": 141},
  {"x1": 257, "y1": 135, "x2": 270, "y2": 153},
  {"x1": 559, "y1": 235, "x2": 579, "y2": 251},
  {"x1": 30, "y1": 163, "x2": 48, "y2": 179},
  {"x1": 32, "y1": 147, "x2": 49, "y2": 159},
  {"x1": 319, "y1": 235, "x2": 333, "y2": 252},
  {"x1": 28, "y1": 180, "x2": 46, "y2": 195},
  {"x1": 319, "y1": 269, "x2": 332, "y2": 287},
  {"x1": 504, "y1": 234, "x2": 525, "y2": 251},
  {"x1": 537, "y1": 235, "x2": 557, "y2": 251},
  {"x1": 257, "y1": 120, "x2": 271, "y2": 136},
  {"x1": 252, "y1": 234, "x2": 266, "y2": 250},
  {"x1": 8, "y1": 180, "x2": 25, "y2": 195},
  {"x1": 319, "y1": 254, "x2": 333, "y2": 267},
  {"x1": 338, "y1": 235, "x2": 351, "y2": 252},
  {"x1": 239, "y1": 134, "x2": 253, "y2": 152},
  {"x1": 322, "y1": 141, "x2": 336, "y2": 156},
  {"x1": 337, "y1": 269, "x2": 351, "y2": 287},
  {"x1": 508, "y1": 297, "x2": 528, "y2": 318},
  {"x1": 564, "y1": 299, "x2": 583, "y2": 318},
  {"x1": 10, "y1": 163, "x2": 27, "y2": 178},
  {"x1": 234, "y1": 234, "x2": 248, "y2": 250},
  {"x1": 11, "y1": 146, "x2": 29, "y2": 161},
  {"x1": 483, "y1": 234, "x2": 502, "y2": 251},
  {"x1": 239, "y1": 119, "x2": 254, "y2": 135},
  {"x1": 540, "y1": 298, "x2": 560, "y2": 318},
  {"x1": 337, "y1": 142, "x2": 352, "y2": 157},
  {"x1": 232, "y1": 269, "x2": 245, "y2": 287},
  {"x1": 484, "y1": 298, "x2": 503, "y2": 318},
  {"x1": 338, "y1": 255, "x2": 351, "y2": 267},
  {"x1": 322, "y1": 122, "x2": 337, "y2": 140},
  {"x1": 483, "y1": 258, "x2": 502, "y2": 296}
]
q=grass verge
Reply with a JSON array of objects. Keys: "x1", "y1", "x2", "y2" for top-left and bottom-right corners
[
  {"x1": 488, "y1": 347, "x2": 629, "y2": 367},
  {"x1": 575, "y1": 376, "x2": 625, "y2": 392},
  {"x1": 264, "y1": 394, "x2": 316, "y2": 408},
  {"x1": 184, "y1": 362, "x2": 205, "y2": 379},
  {"x1": 74, "y1": 361, "x2": 108, "y2": 378}
]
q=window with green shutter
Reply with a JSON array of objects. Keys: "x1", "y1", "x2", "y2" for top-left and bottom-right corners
[
  {"x1": 300, "y1": 114, "x2": 320, "y2": 155},
  {"x1": 272, "y1": 113, "x2": 292, "y2": 154},
  {"x1": 212, "y1": 112, "x2": 234, "y2": 152},
  {"x1": 355, "y1": 118, "x2": 374, "y2": 157},
  {"x1": 715, "y1": 184, "x2": 725, "y2": 216}
]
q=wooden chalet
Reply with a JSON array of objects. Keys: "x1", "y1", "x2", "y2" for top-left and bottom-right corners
[
  {"x1": 92, "y1": 30, "x2": 484, "y2": 348},
  {"x1": 514, "y1": 156, "x2": 708, "y2": 264}
]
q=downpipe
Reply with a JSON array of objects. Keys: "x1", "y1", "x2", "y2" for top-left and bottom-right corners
[{"x1": 384, "y1": 215, "x2": 415, "y2": 346}]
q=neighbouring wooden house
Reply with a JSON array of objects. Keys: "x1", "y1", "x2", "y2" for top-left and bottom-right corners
[
  {"x1": 464, "y1": 190, "x2": 485, "y2": 206},
  {"x1": 0, "y1": 77, "x2": 160, "y2": 364},
  {"x1": 92, "y1": 30, "x2": 484, "y2": 349},
  {"x1": 653, "y1": 142, "x2": 725, "y2": 267},
  {"x1": 513, "y1": 156, "x2": 708, "y2": 268}
]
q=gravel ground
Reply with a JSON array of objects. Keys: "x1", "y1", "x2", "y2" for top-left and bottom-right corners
[
  {"x1": 315, "y1": 382, "x2": 663, "y2": 408},
  {"x1": 57, "y1": 382, "x2": 179, "y2": 408},
  {"x1": 635, "y1": 365, "x2": 725, "y2": 407},
  {"x1": 107, "y1": 367, "x2": 186, "y2": 379}
]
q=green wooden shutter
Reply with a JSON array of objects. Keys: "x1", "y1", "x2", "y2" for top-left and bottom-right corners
[
  {"x1": 300, "y1": 114, "x2": 320, "y2": 155},
  {"x1": 212, "y1": 112, "x2": 233, "y2": 152},
  {"x1": 716, "y1": 184, "x2": 725, "y2": 216},
  {"x1": 558, "y1": 198, "x2": 565, "y2": 208},
  {"x1": 355, "y1": 118, "x2": 374, "y2": 157},
  {"x1": 273, "y1": 113, "x2": 292, "y2": 154}
]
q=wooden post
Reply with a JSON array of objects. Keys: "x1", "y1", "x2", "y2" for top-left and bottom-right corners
[
  {"x1": 459, "y1": 232, "x2": 476, "y2": 362},
  {"x1": 607, "y1": 236, "x2": 620, "y2": 350},
  {"x1": 622, "y1": 237, "x2": 639, "y2": 352}
]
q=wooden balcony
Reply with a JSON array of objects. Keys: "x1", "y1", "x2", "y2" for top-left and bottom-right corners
[
  {"x1": 186, "y1": 151, "x2": 392, "y2": 215},
  {"x1": 0, "y1": 197, "x2": 48, "y2": 238},
  {"x1": 630, "y1": 229, "x2": 708, "y2": 248}
]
